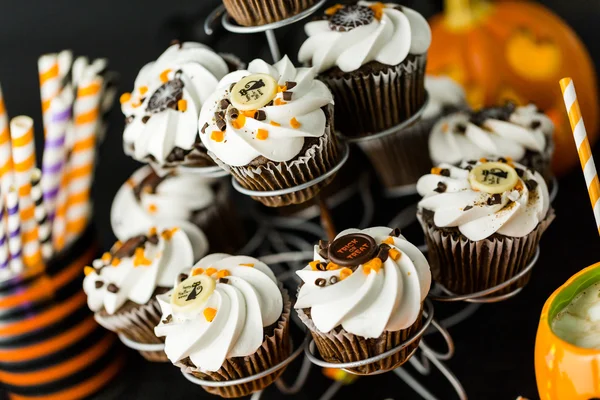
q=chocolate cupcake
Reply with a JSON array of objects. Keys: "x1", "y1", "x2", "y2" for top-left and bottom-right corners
[
  {"x1": 155, "y1": 254, "x2": 291, "y2": 398},
  {"x1": 111, "y1": 166, "x2": 245, "y2": 254},
  {"x1": 416, "y1": 159, "x2": 555, "y2": 295},
  {"x1": 295, "y1": 227, "x2": 431, "y2": 375},
  {"x1": 298, "y1": 1, "x2": 431, "y2": 137},
  {"x1": 223, "y1": 0, "x2": 317, "y2": 27},
  {"x1": 429, "y1": 103, "x2": 555, "y2": 184},
  {"x1": 198, "y1": 56, "x2": 340, "y2": 207},
  {"x1": 120, "y1": 42, "x2": 234, "y2": 172},
  {"x1": 83, "y1": 227, "x2": 205, "y2": 362},
  {"x1": 359, "y1": 75, "x2": 468, "y2": 189}
]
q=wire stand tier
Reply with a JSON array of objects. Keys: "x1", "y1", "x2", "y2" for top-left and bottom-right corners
[{"x1": 204, "y1": 0, "x2": 328, "y2": 62}]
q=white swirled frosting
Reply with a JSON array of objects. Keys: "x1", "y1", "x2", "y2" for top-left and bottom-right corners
[
  {"x1": 298, "y1": 2, "x2": 431, "y2": 73},
  {"x1": 295, "y1": 227, "x2": 431, "y2": 338},
  {"x1": 122, "y1": 42, "x2": 229, "y2": 165},
  {"x1": 111, "y1": 166, "x2": 211, "y2": 261},
  {"x1": 155, "y1": 254, "x2": 284, "y2": 371},
  {"x1": 198, "y1": 56, "x2": 334, "y2": 167},
  {"x1": 416, "y1": 160, "x2": 550, "y2": 241},
  {"x1": 423, "y1": 75, "x2": 467, "y2": 120},
  {"x1": 429, "y1": 104, "x2": 554, "y2": 165},
  {"x1": 83, "y1": 227, "x2": 196, "y2": 315}
]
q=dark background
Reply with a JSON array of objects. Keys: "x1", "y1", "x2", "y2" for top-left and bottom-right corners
[{"x1": 0, "y1": 0, "x2": 599, "y2": 399}]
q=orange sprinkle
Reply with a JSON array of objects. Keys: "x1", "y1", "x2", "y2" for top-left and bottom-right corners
[
  {"x1": 256, "y1": 129, "x2": 268, "y2": 140},
  {"x1": 161, "y1": 227, "x2": 179, "y2": 240},
  {"x1": 277, "y1": 85, "x2": 287, "y2": 93},
  {"x1": 369, "y1": 2, "x2": 385, "y2": 19},
  {"x1": 363, "y1": 258, "x2": 382, "y2": 275},
  {"x1": 217, "y1": 270, "x2": 230, "y2": 278},
  {"x1": 514, "y1": 182, "x2": 524, "y2": 191},
  {"x1": 139, "y1": 86, "x2": 148, "y2": 95},
  {"x1": 131, "y1": 100, "x2": 141, "y2": 108},
  {"x1": 240, "y1": 263, "x2": 254, "y2": 267},
  {"x1": 84, "y1": 266, "x2": 95, "y2": 276},
  {"x1": 326, "y1": 262, "x2": 340, "y2": 271},
  {"x1": 232, "y1": 114, "x2": 246, "y2": 129},
  {"x1": 389, "y1": 248, "x2": 401, "y2": 261},
  {"x1": 111, "y1": 258, "x2": 121, "y2": 267},
  {"x1": 204, "y1": 308, "x2": 217, "y2": 322},
  {"x1": 479, "y1": 157, "x2": 488, "y2": 163},
  {"x1": 149, "y1": 227, "x2": 157, "y2": 236},
  {"x1": 441, "y1": 123, "x2": 449, "y2": 133},
  {"x1": 211, "y1": 131, "x2": 224, "y2": 142},
  {"x1": 148, "y1": 204, "x2": 158, "y2": 214},
  {"x1": 290, "y1": 117, "x2": 301, "y2": 129},
  {"x1": 325, "y1": 4, "x2": 343, "y2": 15},
  {"x1": 205, "y1": 267, "x2": 217, "y2": 276},
  {"x1": 274, "y1": 98, "x2": 287, "y2": 106},
  {"x1": 160, "y1": 69, "x2": 172, "y2": 83},
  {"x1": 505, "y1": 157, "x2": 513, "y2": 162},
  {"x1": 270, "y1": 121, "x2": 281, "y2": 127},
  {"x1": 133, "y1": 248, "x2": 152, "y2": 267},
  {"x1": 242, "y1": 110, "x2": 256, "y2": 118},
  {"x1": 192, "y1": 268, "x2": 204, "y2": 276},
  {"x1": 431, "y1": 167, "x2": 442, "y2": 175},
  {"x1": 339, "y1": 268, "x2": 353, "y2": 280},
  {"x1": 126, "y1": 178, "x2": 135, "y2": 187},
  {"x1": 101, "y1": 252, "x2": 111, "y2": 263},
  {"x1": 309, "y1": 260, "x2": 324, "y2": 271},
  {"x1": 119, "y1": 92, "x2": 131, "y2": 104},
  {"x1": 382, "y1": 237, "x2": 394, "y2": 245},
  {"x1": 177, "y1": 99, "x2": 187, "y2": 112}
]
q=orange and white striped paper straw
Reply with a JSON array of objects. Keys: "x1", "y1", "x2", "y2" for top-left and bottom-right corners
[
  {"x1": 38, "y1": 54, "x2": 61, "y2": 132},
  {"x1": 9, "y1": 116, "x2": 42, "y2": 269},
  {"x1": 65, "y1": 74, "x2": 103, "y2": 244},
  {"x1": 0, "y1": 84, "x2": 13, "y2": 195},
  {"x1": 560, "y1": 77, "x2": 600, "y2": 235}
]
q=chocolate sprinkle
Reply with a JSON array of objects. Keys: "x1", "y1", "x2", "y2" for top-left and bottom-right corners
[
  {"x1": 201, "y1": 122, "x2": 209, "y2": 134},
  {"x1": 125, "y1": 115, "x2": 134, "y2": 125},
  {"x1": 467, "y1": 160, "x2": 477, "y2": 165},
  {"x1": 530, "y1": 120, "x2": 542, "y2": 129},
  {"x1": 178, "y1": 273, "x2": 188, "y2": 283},
  {"x1": 228, "y1": 108, "x2": 239, "y2": 120},
  {"x1": 525, "y1": 179, "x2": 539, "y2": 191},
  {"x1": 162, "y1": 314, "x2": 173, "y2": 324},
  {"x1": 147, "y1": 234, "x2": 159, "y2": 245},
  {"x1": 440, "y1": 168, "x2": 450, "y2": 177},
  {"x1": 463, "y1": 205, "x2": 473, "y2": 211},
  {"x1": 141, "y1": 116, "x2": 150, "y2": 124},
  {"x1": 113, "y1": 235, "x2": 146, "y2": 259},
  {"x1": 285, "y1": 81, "x2": 297, "y2": 89},
  {"x1": 254, "y1": 110, "x2": 266, "y2": 121},
  {"x1": 219, "y1": 277, "x2": 229, "y2": 284},
  {"x1": 216, "y1": 118, "x2": 226, "y2": 131},
  {"x1": 314, "y1": 262, "x2": 327, "y2": 271},
  {"x1": 282, "y1": 92, "x2": 293, "y2": 101},
  {"x1": 94, "y1": 280, "x2": 103, "y2": 289},
  {"x1": 487, "y1": 194, "x2": 502, "y2": 205},
  {"x1": 498, "y1": 157, "x2": 507, "y2": 163},
  {"x1": 214, "y1": 111, "x2": 225, "y2": 120},
  {"x1": 107, "y1": 283, "x2": 119, "y2": 293},
  {"x1": 315, "y1": 278, "x2": 327, "y2": 287},
  {"x1": 319, "y1": 240, "x2": 329, "y2": 250},
  {"x1": 434, "y1": 182, "x2": 447, "y2": 193},
  {"x1": 455, "y1": 123, "x2": 467, "y2": 133},
  {"x1": 219, "y1": 99, "x2": 231, "y2": 109},
  {"x1": 329, "y1": 276, "x2": 339, "y2": 285},
  {"x1": 389, "y1": 228, "x2": 401, "y2": 237},
  {"x1": 229, "y1": 83, "x2": 236, "y2": 92},
  {"x1": 377, "y1": 244, "x2": 391, "y2": 263},
  {"x1": 516, "y1": 168, "x2": 525, "y2": 178}
]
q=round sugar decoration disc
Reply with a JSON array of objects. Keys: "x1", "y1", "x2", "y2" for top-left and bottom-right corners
[
  {"x1": 468, "y1": 162, "x2": 519, "y2": 194},
  {"x1": 328, "y1": 233, "x2": 378, "y2": 267},
  {"x1": 147, "y1": 79, "x2": 184, "y2": 113},
  {"x1": 230, "y1": 74, "x2": 278, "y2": 111},
  {"x1": 329, "y1": 5, "x2": 375, "y2": 32},
  {"x1": 171, "y1": 274, "x2": 215, "y2": 312}
]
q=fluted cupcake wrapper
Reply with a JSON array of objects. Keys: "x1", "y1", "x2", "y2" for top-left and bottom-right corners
[
  {"x1": 418, "y1": 209, "x2": 555, "y2": 296},
  {"x1": 94, "y1": 296, "x2": 168, "y2": 362},
  {"x1": 320, "y1": 54, "x2": 427, "y2": 137},
  {"x1": 296, "y1": 306, "x2": 423, "y2": 375},
  {"x1": 178, "y1": 290, "x2": 292, "y2": 398},
  {"x1": 223, "y1": 0, "x2": 317, "y2": 26}
]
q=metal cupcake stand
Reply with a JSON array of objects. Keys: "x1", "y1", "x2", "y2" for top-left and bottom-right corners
[{"x1": 116, "y1": 3, "x2": 550, "y2": 399}]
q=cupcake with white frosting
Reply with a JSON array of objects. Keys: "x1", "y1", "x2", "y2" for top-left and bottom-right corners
[
  {"x1": 198, "y1": 55, "x2": 339, "y2": 207},
  {"x1": 295, "y1": 227, "x2": 431, "y2": 374},
  {"x1": 120, "y1": 42, "x2": 236, "y2": 172},
  {"x1": 298, "y1": 1, "x2": 431, "y2": 136},
  {"x1": 83, "y1": 226, "x2": 206, "y2": 361},
  {"x1": 358, "y1": 75, "x2": 468, "y2": 189},
  {"x1": 417, "y1": 158, "x2": 555, "y2": 295},
  {"x1": 429, "y1": 103, "x2": 555, "y2": 183},
  {"x1": 155, "y1": 254, "x2": 290, "y2": 398},
  {"x1": 111, "y1": 166, "x2": 245, "y2": 254}
]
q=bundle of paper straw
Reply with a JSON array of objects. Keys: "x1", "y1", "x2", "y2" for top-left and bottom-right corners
[{"x1": 0, "y1": 50, "x2": 116, "y2": 277}]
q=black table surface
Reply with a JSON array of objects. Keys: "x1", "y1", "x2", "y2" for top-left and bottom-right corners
[{"x1": 1, "y1": 0, "x2": 599, "y2": 399}]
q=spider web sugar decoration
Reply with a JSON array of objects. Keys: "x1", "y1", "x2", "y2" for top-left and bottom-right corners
[
  {"x1": 146, "y1": 78, "x2": 184, "y2": 114},
  {"x1": 329, "y1": 5, "x2": 375, "y2": 32}
]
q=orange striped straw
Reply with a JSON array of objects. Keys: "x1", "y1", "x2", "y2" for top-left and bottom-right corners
[
  {"x1": 560, "y1": 77, "x2": 600, "y2": 235},
  {"x1": 38, "y1": 54, "x2": 61, "y2": 133},
  {"x1": 9, "y1": 116, "x2": 42, "y2": 268},
  {"x1": 65, "y1": 75, "x2": 103, "y2": 244},
  {"x1": 0, "y1": 84, "x2": 13, "y2": 195}
]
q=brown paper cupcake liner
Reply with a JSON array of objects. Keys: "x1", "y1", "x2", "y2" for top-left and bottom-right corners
[
  {"x1": 297, "y1": 306, "x2": 423, "y2": 375},
  {"x1": 418, "y1": 209, "x2": 555, "y2": 296},
  {"x1": 179, "y1": 290, "x2": 292, "y2": 398},
  {"x1": 320, "y1": 54, "x2": 427, "y2": 137},
  {"x1": 214, "y1": 106, "x2": 341, "y2": 207},
  {"x1": 94, "y1": 296, "x2": 168, "y2": 362},
  {"x1": 223, "y1": 0, "x2": 317, "y2": 26}
]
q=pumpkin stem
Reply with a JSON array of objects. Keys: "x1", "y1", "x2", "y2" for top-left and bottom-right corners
[{"x1": 444, "y1": 0, "x2": 488, "y2": 30}]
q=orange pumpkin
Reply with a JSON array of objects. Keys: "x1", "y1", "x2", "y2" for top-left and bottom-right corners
[
  {"x1": 535, "y1": 262, "x2": 600, "y2": 399},
  {"x1": 427, "y1": 0, "x2": 599, "y2": 176}
]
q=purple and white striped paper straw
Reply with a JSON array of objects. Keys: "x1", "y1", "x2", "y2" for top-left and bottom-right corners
[
  {"x1": 6, "y1": 187, "x2": 22, "y2": 273},
  {"x1": 0, "y1": 189, "x2": 9, "y2": 271},
  {"x1": 41, "y1": 87, "x2": 72, "y2": 222}
]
